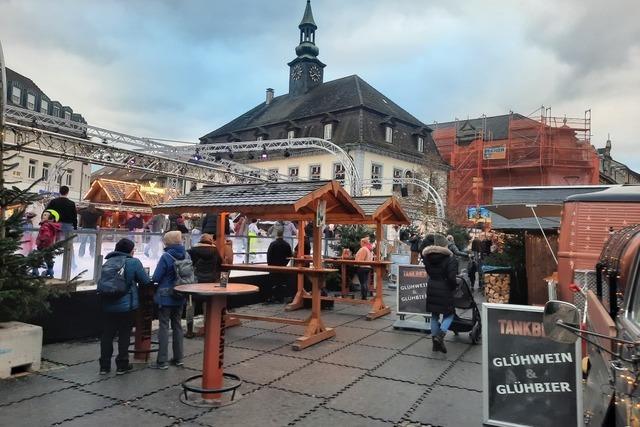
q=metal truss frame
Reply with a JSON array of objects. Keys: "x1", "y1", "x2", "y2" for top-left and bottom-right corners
[
  {"x1": 150, "y1": 137, "x2": 362, "y2": 195},
  {"x1": 4, "y1": 122, "x2": 270, "y2": 185},
  {"x1": 360, "y1": 177, "x2": 445, "y2": 219}
]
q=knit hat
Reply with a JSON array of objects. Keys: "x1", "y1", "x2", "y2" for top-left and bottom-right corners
[
  {"x1": 433, "y1": 233, "x2": 449, "y2": 248},
  {"x1": 44, "y1": 209, "x2": 60, "y2": 222},
  {"x1": 199, "y1": 233, "x2": 214, "y2": 244},
  {"x1": 163, "y1": 230, "x2": 183, "y2": 246},
  {"x1": 115, "y1": 238, "x2": 135, "y2": 254}
]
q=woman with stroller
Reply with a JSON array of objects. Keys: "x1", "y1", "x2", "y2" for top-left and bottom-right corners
[{"x1": 422, "y1": 233, "x2": 459, "y2": 354}]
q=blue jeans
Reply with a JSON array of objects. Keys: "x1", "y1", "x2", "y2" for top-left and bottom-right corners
[
  {"x1": 431, "y1": 312, "x2": 454, "y2": 336},
  {"x1": 78, "y1": 228, "x2": 96, "y2": 257}
]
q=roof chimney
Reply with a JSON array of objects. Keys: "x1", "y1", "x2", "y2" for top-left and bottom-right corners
[{"x1": 266, "y1": 88, "x2": 274, "y2": 105}]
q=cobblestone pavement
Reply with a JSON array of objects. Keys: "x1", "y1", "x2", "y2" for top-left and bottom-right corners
[{"x1": 0, "y1": 289, "x2": 483, "y2": 426}]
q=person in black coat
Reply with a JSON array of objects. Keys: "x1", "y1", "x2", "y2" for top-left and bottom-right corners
[
  {"x1": 266, "y1": 229, "x2": 293, "y2": 303},
  {"x1": 187, "y1": 233, "x2": 222, "y2": 283},
  {"x1": 422, "y1": 233, "x2": 459, "y2": 354}
]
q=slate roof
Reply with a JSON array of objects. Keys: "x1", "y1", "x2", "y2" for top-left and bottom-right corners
[
  {"x1": 201, "y1": 75, "x2": 428, "y2": 140},
  {"x1": 352, "y1": 195, "x2": 410, "y2": 224},
  {"x1": 434, "y1": 113, "x2": 530, "y2": 140},
  {"x1": 85, "y1": 179, "x2": 178, "y2": 207},
  {"x1": 155, "y1": 180, "x2": 330, "y2": 211},
  {"x1": 489, "y1": 185, "x2": 615, "y2": 230},
  {"x1": 566, "y1": 185, "x2": 640, "y2": 203}
]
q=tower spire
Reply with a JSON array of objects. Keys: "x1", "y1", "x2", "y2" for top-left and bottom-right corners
[
  {"x1": 288, "y1": 0, "x2": 325, "y2": 95},
  {"x1": 299, "y1": 0, "x2": 317, "y2": 30}
]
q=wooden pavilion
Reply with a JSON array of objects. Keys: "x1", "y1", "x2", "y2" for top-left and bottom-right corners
[{"x1": 153, "y1": 180, "x2": 365, "y2": 350}]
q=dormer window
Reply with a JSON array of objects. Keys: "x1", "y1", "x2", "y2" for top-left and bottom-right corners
[
  {"x1": 52, "y1": 105, "x2": 60, "y2": 117},
  {"x1": 385, "y1": 126, "x2": 393, "y2": 143},
  {"x1": 418, "y1": 136, "x2": 424, "y2": 152},
  {"x1": 257, "y1": 135, "x2": 264, "y2": 141},
  {"x1": 11, "y1": 86, "x2": 21, "y2": 104},
  {"x1": 323, "y1": 123, "x2": 333, "y2": 140},
  {"x1": 287, "y1": 130, "x2": 295, "y2": 139},
  {"x1": 27, "y1": 93, "x2": 36, "y2": 110},
  {"x1": 64, "y1": 111, "x2": 72, "y2": 120},
  {"x1": 40, "y1": 99, "x2": 49, "y2": 114}
]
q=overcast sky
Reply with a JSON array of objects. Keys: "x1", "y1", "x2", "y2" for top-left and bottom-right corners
[{"x1": 1, "y1": 0, "x2": 638, "y2": 168}]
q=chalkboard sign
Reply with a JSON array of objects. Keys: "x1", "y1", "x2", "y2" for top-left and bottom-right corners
[
  {"x1": 482, "y1": 303, "x2": 582, "y2": 427},
  {"x1": 396, "y1": 265, "x2": 428, "y2": 316}
]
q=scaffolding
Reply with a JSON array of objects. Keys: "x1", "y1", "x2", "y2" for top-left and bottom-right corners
[{"x1": 434, "y1": 107, "x2": 598, "y2": 212}]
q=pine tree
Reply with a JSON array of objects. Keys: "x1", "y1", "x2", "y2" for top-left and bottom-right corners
[{"x1": 0, "y1": 43, "x2": 68, "y2": 323}]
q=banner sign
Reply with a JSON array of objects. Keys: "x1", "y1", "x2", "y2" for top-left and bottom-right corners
[
  {"x1": 396, "y1": 265, "x2": 428, "y2": 316},
  {"x1": 482, "y1": 303, "x2": 582, "y2": 427},
  {"x1": 468, "y1": 206, "x2": 491, "y2": 222},
  {"x1": 483, "y1": 145, "x2": 507, "y2": 160}
]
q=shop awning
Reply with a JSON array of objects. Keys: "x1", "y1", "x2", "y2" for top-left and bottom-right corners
[{"x1": 484, "y1": 203, "x2": 563, "y2": 219}]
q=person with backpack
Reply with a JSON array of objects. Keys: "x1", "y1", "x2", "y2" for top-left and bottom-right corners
[
  {"x1": 98, "y1": 238, "x2": 151, "y2": 375},
  {"x1": 151, "y1": 230, "x2": 194, "y2": 369},
  {"x1": 33, "y1": 209, "x2": 62, "y2": 278}
]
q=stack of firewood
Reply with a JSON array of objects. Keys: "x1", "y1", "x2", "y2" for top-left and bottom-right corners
[{"x1": 484, "y1": 273, "x2": 510, "y2": 303}]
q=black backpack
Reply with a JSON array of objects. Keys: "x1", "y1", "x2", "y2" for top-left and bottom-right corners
[{"x1": 97, "y1": 256, "x2": 129, "y2": 299}]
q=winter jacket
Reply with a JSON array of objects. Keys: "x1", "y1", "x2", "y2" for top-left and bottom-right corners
[
  {"x1": 422, "y1": 245, "x2": 459, "y2": 315},
  {"x1": 269, "y1": 221, "x2": 285, "y2": 238},
  {"x1": 127, "y1": 216, "x2": 144, "y2": 231},
  {"x1": 409, "y1": 235, "x2": 421, "y2": 252},
  {"x1": 101, "y1": 251, "x2": 151, "y2": 313},
  {"x1": 283, "y1": 221, "x2": 297, "y2": 238},
  {"x1": 45, "y1": 197, "x2": 77, "y2": 228},
  {"x1": 448, "y1": 241, "x2": 469, "y2": 257},
  {"x1": 152, "y1": 244, "x2": 188, "y2": 307},
  {"x1": 267, "y1": 238, "x2": 292, "y2": 266},
  {"x1": 188, "y1": 244, "x2": 222, "y2": 283},
  {"x1": 36, "y1": 220, "x2": 61, "y2": 249},
  {"x1": 202, "y1": 214, "x2": 231, "y2": 236}
]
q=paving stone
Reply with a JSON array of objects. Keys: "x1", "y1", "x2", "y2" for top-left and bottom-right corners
[
  {"x1": 45, "y1": 360, "x2": 146, "y2": 385},
  {"x1": 180, "y1": 337, "x2": 206, "y2": 357},
  {"x1": 273, "y1": 324, "x2": 307, "y2": 336},
  {"x1": 42, "y1": 340, "x2": 100, "y2": 365},
  {"x1": 358, "y1": 330, "x2": 422, "y2": 349},
  {"x1": 273, "y1": 339, "x2": 346, "y2": 361},
  {"x1": 326, "y1": 376, "x2": 424, "y2": 422},
  {"x1": 0, "y1": 388, "x2": 112, "y2": 426},
  {"x1": 231, "y1": 353, "x2": 309, "y2": 385},
  {"x1": 460, "y1": 344, "x2": 483, "y2": 364},
  {"x1": 321, "y1": 344, "x2": 397, "y2": 369},
  {"x1": 271, "y1": 361, "x2": 364, "y2": 397},
  {"x1": 195, "y1": 386, "x2": 321, "y2": 427},
  {"x1": 0, "y1": 374, "x2": 71, "y2": 406},
  {"x1": 299, "y1": 407, "x2": 393, "y2": 426},
  {"x1": 60, "y1": 403, "x2": 173, "y2": 426},
  {"x1": 131, "y1": 386, "x2": 212, "y2": 420},
  {"x1": 229, "y1": 331, "x2": 295, "y2": 351},
  {"x1": 439, "y1": 360, "x2": 482, "y2": 391},
  {"x1": 402, "y1": 337, "x2": 470, "y2": 361},
  {"x1": 383, "y1": 324, "x2": 430, "y2": 336},
  {"x1": 332, "y1": 326, "x2": 377, "y2": 343},
  {"x1": 239, "y1": 320, "x2": 286, "y2": 330},
  {"x1": 410, "y1": 385, "x2": 482, "y2": 427},
  {"x1": 223, "y1": 326, "x2": 264, "y2": 343},
  {"x1": 372, "y1": 354, "x2": 451, "y2": 385},
  {"x1": 319, "y1": 312, "x2": 360, "y2": 327},
  {"x1": 344, "y1": 317, "x2": 395, "y2": 330},
  {"x1": 82, "y1": 366, "x2": 190, "y2": 401},
  {"x1": 182, "y1": 347, "x2": 262, "y2": 371}
]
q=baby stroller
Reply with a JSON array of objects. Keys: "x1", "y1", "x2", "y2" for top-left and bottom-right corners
[{"x1": 449, "y1": 273, "x2": 482, "y2": 344}]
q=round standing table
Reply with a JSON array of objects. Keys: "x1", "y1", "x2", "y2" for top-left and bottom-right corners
[{"x1": 174, "y1": 283, "x2": 258, "y2": 406}]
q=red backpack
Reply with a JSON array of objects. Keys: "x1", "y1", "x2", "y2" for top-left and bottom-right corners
[{"x1": 36, "y1": 221, "x2": 61, "y2": 250}]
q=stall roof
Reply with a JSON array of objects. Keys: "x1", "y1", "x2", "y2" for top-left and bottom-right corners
[
  {"x1": 152, "y1": 180, "x2": 365, "y2": 222},
  {"x1": 351, "y1": 196, "x2": 411, "y2": 225},
  {"x1": 565, "y1": 185, "x2": 640, "y2": 203}
]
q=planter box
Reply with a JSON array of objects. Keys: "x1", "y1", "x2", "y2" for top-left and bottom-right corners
[{"x1": 0, "y1": 322, "x2": 42, "y2": 378}]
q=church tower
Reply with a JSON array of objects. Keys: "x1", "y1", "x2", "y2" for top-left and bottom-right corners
[{"x1": 288, "y1": 0, "x2": 325, "y2": 96}]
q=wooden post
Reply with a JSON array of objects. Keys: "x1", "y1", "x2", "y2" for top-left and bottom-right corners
[
  {"x1": 215, "y1": 213, "x2": 226, "y2": 259},
  {"x1": 367, "y1": 221, "x2": 391, "y2": 320},
  {"x1": 286, "y1": 221, "x2": 306, "y2": 311}
]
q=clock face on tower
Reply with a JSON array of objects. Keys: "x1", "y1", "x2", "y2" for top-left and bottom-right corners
[
  {"x1": 292, "y1": 64, "x2": 303, "y2": 80},
  {"x1": 309, "y1": 65, "x2": 321, "y2": 82}
]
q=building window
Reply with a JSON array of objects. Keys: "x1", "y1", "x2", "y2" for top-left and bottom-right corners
[
  {"x1": 371, "y1": 163, "x2": 383, "y2": 189},
  {"x1": 64, "y1": 111, "x2": 72, "y2": 120},
  {"x1": 52, "y1": 106, "x2": 60, "y2": 117},
  {"x1": 28, "y1": 159, "x2": 37, "y2": 179},
  {"x1": 42, "y1": 163, "x2": 50, "y2": 180},
  {"x1": 27, "y1": 93, "x2": 36, "y2": 110},
  {"x1": 385, "y1": 126, "x2": 393, "y2": 143},
  {"x1": 11, "y1": 86, "x2": 21, "y2": 104},
  {"x1": 418, "y1": 136, "x2": 424, "y2": 152},
  {"x1": 267, "y1": 168, "x2": 279, "y2": 181},
  {"x1": 333, "y1": 163, "x2": 345, "y2": 183},
  {"x1": 257, "y1": 135, "x2": 264, "y2": 141},
  {"x1": 309, "y1": 165, "x2": 321, "y2": 180},
  {"x1": 40, "y1": 100, "x2": 49, "y2": 114},
  {"x1": 287, "y1": 130, "x2": 295, "y2": 139},
  {"x1": 392, "y1": 168, "x2": 402, "y2": 192},
  {"x1": 288, "y1": 166, "x2": 299, "y2": 180},
  {"x1": 65, "y1": 169, "x2": 73, "y2": 186},
  {"x1": 323, "y1": 123, "x2": 333, "y2": 140}
]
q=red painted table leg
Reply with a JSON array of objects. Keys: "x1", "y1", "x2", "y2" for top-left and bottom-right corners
[
  {"x1": 202, "y1": 295, "x2": 226, "y2": 400},
  {"x1": 134, "y1": 284, "x2": 154, "y2": 362}
]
